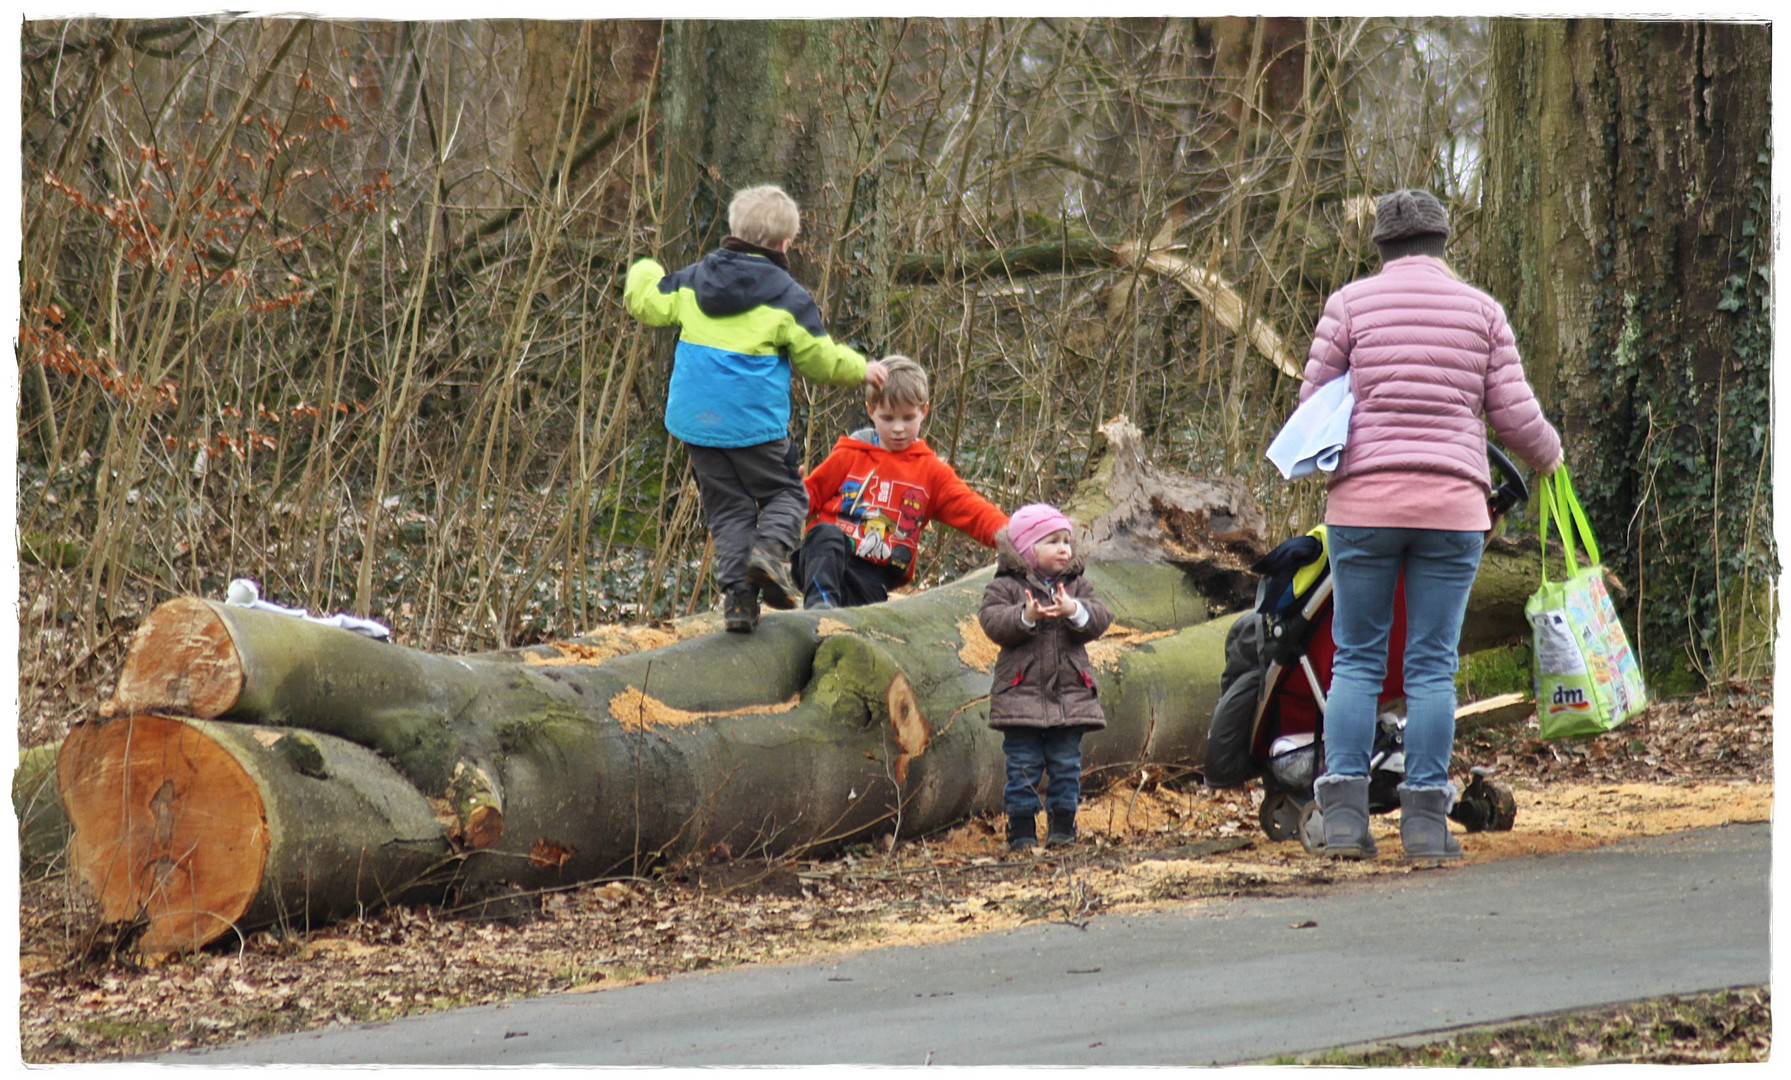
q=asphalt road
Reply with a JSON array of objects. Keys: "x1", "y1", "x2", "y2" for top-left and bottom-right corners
[{"x1": 162, "y1": 822, "x2": 1769, "y2": 1066}]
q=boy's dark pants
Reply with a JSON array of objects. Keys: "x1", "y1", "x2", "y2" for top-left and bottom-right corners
[
  {"x1": 686, "y1": 439, "x2": 806, "y2": 596},
  {"x1": 1001, "y1": 728, "x2": 1085, "y2": 815},
  {"x1": 793, "y1": 522, "x2": 906, "y2": 608}
]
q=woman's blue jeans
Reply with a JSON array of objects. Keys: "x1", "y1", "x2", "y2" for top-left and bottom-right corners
[
  {"x1": 1322, "y1": 525, "x2": 1483, "y2": 789},
  {"x1": 1002, "y1": 728, "x2": 1085, "y2": 815}
]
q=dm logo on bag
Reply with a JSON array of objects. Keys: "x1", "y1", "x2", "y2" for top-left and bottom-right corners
[{"x1": 1548, "y1": 685, "x2": 1592, "y2": 715}]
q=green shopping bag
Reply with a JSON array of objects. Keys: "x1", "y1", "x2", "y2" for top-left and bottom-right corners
[{"x1": 1525, "y1": 467, "x2": 1648, "y2": 739}]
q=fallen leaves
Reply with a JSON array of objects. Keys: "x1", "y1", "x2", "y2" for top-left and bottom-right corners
[
  {"x1": 1458, "y1": 683, "x2": 1773, "y2": 788},
  {"x1": 18, "y1": 685, "x2": 1772, "y2": 1065}
]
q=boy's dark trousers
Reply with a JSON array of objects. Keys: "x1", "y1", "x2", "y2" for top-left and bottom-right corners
[
  {"x1": 793, "y1": 522, "x2": 907, "y2": 608},
  {"x1": 1001, "y1": 727, "x2": 1085, "y2": 815},
  {"x1": 686, "y1": 438, "x2": 807, "y2": 597}
]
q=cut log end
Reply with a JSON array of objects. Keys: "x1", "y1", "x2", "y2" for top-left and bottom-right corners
[
  {"x1": 447, "y1": 760, "x2": 506, "y2": 848},
  {"x1": 886, "y1": 671, "x2": 929, "y2": 784},
  {"x1": 58, "y1": 715, "x2": 269, "y2": 956},
  {"x1": 111, "y1": 597, "x2": 244, "y2": 719},
  {"x1": 463, "y1": 805, "x2": 506, "y2": 850}
]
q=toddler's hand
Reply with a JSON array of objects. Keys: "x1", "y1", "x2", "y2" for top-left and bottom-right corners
[
  {"x1": 1544, "y1": 451, "x2": 1565, "y2": 475},
  {"x1": 1023, "y1": 592, "x2": 1048, "y2": 624},
  {"x1": 1032, "y1": 588, "x2": 1068, "y2": 621},
  {"x1": 863, "y1": 360, "x2": 889, "y2": 390}
]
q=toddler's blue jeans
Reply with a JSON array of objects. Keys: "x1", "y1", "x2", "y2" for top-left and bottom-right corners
[
  {"x1": 1322, "y1": 525, "x2": 1483, "y2": 790},
  {"x1": 1002, "y1": 727, "x2": 1085, "y2": 815}
]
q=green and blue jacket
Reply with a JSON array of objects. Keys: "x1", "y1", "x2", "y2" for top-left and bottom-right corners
[{"x1": 625, "y1": 241, "x2": 868, "y2": 448}]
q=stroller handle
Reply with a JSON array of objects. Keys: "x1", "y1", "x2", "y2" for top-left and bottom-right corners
[{"x1": 1486, "y1": 443, "x2": 1528, "y2": 523}]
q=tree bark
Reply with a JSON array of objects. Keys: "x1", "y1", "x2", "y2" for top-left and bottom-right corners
[
  {"x1": 59, "y1": 421, "x2": 1543, "y2": 954},
  {"x1": 659, "y1": 20, "x2": 848, "y2": 270},
  {"x1": 14, "y1": 743, "x2": 69, "y2": 876},
  {"x1": 1480, "y1": 19, "x2": 1773, "y2": 684}
]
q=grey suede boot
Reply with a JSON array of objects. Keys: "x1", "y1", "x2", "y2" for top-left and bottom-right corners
[
  {"x1": 1399, "y1": 785, "x2": 1463, "y2": 865},
  {"x1": 1312, "y1": 774, "x2": 1377, "y2": 859}
]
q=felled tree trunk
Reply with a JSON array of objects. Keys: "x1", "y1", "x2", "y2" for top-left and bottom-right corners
[
  {"x1": 57, "y1": 420, "x2": 1541, "y2": 955},
  {"x1": 57, "y1": 716, "x2": 454, "y2": 955}
]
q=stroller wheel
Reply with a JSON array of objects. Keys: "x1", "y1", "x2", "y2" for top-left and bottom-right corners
[
  {"x1": 1259, "y1": 790, "x2": 1307, "y2": 842},
  {"x1": 1451, "y1": 769, "x2": 1519, "y2": 832},
  {"x1": 1297, "y1": 800, "x2": 1326, "y2": 856},
  {"x1": 1477, "y1": 777, "x2": 1518, "y2": 832}
]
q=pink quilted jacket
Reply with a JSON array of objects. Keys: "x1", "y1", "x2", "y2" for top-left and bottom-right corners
[{"x1": 1300, "y1": 256, "x2": 1562, "y2": 510}]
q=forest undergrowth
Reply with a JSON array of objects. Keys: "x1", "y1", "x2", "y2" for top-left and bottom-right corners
[{"x1": 15, "y1": 16, "x2": 1774, "y2": 1066}]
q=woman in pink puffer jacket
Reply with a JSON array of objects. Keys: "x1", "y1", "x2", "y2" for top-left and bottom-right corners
[{"x1": 1302, "y1": 189, "x2": 1562, "y2": 865}]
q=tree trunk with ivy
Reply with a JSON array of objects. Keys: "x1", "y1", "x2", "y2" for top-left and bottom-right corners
[{"x1": 1479, "y1": 18, "x2": 1774, "y2": 687}]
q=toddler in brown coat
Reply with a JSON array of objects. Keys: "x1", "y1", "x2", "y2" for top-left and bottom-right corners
[{"x1": 979, "y1": 503, "x2": 1113, "y2": 851}]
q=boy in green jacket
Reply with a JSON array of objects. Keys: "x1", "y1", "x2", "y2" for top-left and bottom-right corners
[{"x1": 625, "y1": 185, "x2": 887, "y2": 632}]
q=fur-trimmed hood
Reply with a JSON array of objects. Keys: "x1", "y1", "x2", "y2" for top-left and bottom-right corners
[{"x1": 993, "y1": 524, "x2": 1087, "y2": 581}]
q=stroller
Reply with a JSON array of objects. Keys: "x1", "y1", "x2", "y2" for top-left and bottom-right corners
[{"x1": 1205, "y1": 446, "x2": 1527, "y2": 853}]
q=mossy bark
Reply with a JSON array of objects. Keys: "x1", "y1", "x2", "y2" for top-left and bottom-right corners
[
  {"x1": 1481, "y1": 19, "x2": 1774, "y2": 684},
  {"x1": 14, "y1": 742, "x2": 68, "y2": 876},
  {"x1": 660, "y1": 20, "x2": 846, "y2": 269}
]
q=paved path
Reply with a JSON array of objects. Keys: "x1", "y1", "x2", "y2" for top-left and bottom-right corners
[{"x1": 163, "y1": 823, "x2": 1769, "y2": 1066}]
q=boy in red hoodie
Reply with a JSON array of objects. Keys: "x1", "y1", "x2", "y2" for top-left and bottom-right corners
[{"x1": 795, "y1": 356, "x2": 1008, "y2": 608}]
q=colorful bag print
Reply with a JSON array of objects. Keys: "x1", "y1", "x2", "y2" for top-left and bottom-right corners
[{"x1": 1525, "y1": 467, "x2": 1648, "y2": 740}]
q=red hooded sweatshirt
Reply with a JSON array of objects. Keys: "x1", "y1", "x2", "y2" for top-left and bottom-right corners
[{"x1": 803, "y1": 429, "x2": 1008, "y2": 584}]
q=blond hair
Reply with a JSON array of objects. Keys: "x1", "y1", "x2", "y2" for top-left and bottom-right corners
[
  {"x1": 867, "y1": 355, "x2": 929, "y2": 409},
  {"x1": 727, "y1": 185, "x2": 801, "y2": 248}
]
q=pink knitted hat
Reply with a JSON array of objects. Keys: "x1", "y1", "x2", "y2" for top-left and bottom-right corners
[{"x1": 1007, "y1": 503, "x2": 1073, "y2": 570}]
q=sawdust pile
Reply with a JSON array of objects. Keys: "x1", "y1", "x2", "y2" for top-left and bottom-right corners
[
  {"x1": 523, "y1": 626, "x2": 688, "y2": 666},
  {"x1": 815, "y1": 616, "x2": 855, "y2": 637},
  {"x1": 608, "y1": 687, "x2": 802, "y2": 731},
  {"x1": 957, "y1": 614, "x2": 999, "y2": 670},
  {"x1": 1086, "y1": 627, "x2": 1175, "y2": 669}
]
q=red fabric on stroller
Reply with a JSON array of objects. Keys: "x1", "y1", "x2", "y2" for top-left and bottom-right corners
[{"x1": 1255, "y1": 574, "x2": 1409, "y2": 756}]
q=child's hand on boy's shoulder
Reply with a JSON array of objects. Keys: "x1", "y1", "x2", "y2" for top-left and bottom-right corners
[{"x1": 863, "y1": 359, "x2": 889, "y2": 390}]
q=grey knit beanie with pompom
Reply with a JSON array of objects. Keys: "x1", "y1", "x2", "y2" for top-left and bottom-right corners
[{"x1": 1371, "y1": 189, "x2": 1450, "y2": 260}]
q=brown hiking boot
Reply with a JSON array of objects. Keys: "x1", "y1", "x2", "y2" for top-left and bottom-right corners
[
  {"x1": 747, "y1": 544, "x2": 800, "y2": 610},
  {"x1": 723, "y1": 586, "x2": 760, "y2": 633}
]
